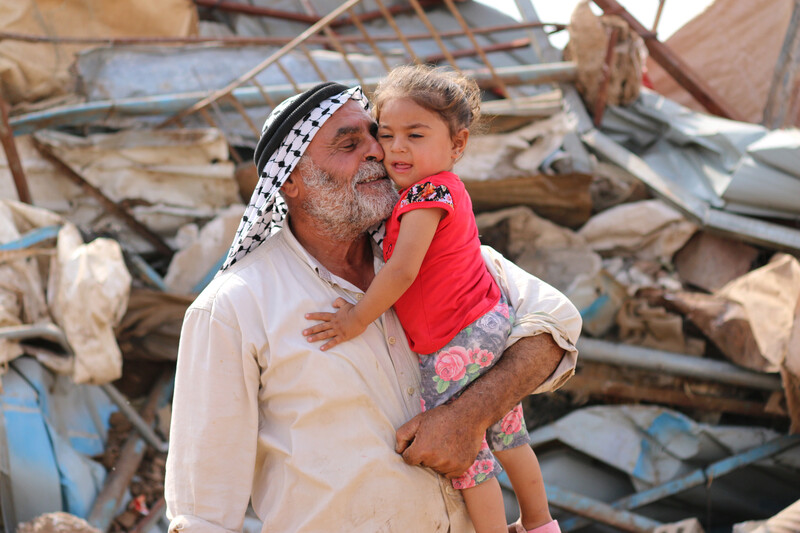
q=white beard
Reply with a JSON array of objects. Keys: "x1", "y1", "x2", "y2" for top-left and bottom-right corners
[{"x1": 299, "y1": 158, "x2": 398, "y2": 241}]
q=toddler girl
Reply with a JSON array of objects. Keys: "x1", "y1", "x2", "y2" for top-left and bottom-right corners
[{"x1": 303, "y1": 65, "x2": 559, "y2": 533}]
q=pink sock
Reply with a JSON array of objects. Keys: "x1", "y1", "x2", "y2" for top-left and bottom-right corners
[{"x1": 514, "y1": 519, "x2": 561, "y2": 533}]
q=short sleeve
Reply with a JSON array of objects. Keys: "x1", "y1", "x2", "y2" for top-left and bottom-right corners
[{"x1": 396, "y1": 180, "x2": 455, "y2": 218}]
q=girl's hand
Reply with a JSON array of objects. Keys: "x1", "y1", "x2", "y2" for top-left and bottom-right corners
[{"x1": 303, "y1": 297, "x2": 365, "y2": 350}]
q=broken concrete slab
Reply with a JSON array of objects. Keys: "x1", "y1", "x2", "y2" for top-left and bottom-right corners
[{"x1": 674, "y1": 231, "x2": 759, "y2": 292}]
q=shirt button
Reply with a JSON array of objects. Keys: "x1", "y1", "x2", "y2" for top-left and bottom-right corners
[
  {"x1": 356, "y1": 294, "x2": 363, "y2": 300},
  {"x1": 406, "y1": 387, "x2": 415, "y2": 396},
  {"x1": 388, "y1": 336, "x2": 396, "y2": 345}
]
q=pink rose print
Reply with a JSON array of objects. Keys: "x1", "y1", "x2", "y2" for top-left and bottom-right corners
[
  {"x1": 434, "y1": 347, "x2": 471, "y2": 382},
  {"x1": 452, "y1": 475, "x2": 470, "y2": 490},
  {"x1": 477, "y1": 460, "x2": 494, "y2": 475},
  {"x1": 470, "y1": 349, "x2": 495, "y2": 368},
  {"x1": 420, "y1": 397, "x2": 426, "y2": 411},
  {"x1": 499, "y1": 305, "x2": 510, "y2": 319},
  {"x1": 500, "y1": 408, "x2": 523, "y2": 435}
]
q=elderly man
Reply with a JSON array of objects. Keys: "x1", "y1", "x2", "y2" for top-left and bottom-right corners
[{"x1": 165, "y1": 83, "x2": 580, "y2": 532}]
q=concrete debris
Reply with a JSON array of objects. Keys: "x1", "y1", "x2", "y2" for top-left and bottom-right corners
[
  {"x1": 577, "y1": 199, "x2": 698, "y2": 262},
  {"x1": 674, "y1": 231, "x2": 760, "y2": 292},
  {"x1": 1, "y1": 0, "x2": 800, "y2": 531}
]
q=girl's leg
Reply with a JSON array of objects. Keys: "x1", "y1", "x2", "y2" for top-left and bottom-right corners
[
  {"x1": 460, "y1": 477, "x2": 508, "y2": 533},
  {"x1": 493, "y1": 445, "x2": 554, "y2": 531}
]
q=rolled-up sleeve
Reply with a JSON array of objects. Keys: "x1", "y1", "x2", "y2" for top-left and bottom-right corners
[
  {"x1": 481, "y1": 246, "x2": 582, "y2": 394},
  {"x1": 165, "y1": 299, "x2": 262, "y2": 533}
]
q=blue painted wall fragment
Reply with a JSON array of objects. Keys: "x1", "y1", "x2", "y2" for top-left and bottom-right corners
[{"x1": 0, "y1": 357, "x2": 117, "y2": 524}]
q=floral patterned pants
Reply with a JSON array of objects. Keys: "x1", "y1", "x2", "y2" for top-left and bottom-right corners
[{"x1": 418, "y1": 295, "x2": 530, "y2": 489}]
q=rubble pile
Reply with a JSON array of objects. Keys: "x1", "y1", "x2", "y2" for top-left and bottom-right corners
[{"x1": 1, "y1": 0, "x2": 799, "y2": 532}]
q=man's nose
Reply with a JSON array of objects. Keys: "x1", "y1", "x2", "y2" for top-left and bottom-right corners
[{"x1": 364, "y1": 134, "x2": 384, "y2": 162}]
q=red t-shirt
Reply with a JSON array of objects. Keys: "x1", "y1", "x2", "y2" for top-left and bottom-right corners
[{"x1": 383, "y1": 171, "x2": 500, "y2": 355}]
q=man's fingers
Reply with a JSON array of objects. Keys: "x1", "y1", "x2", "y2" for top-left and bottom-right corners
[
  {"x1": 395, "y1": 415, "x2": 421, "y2": 455},
  {"x1": 401, "y1": 445, "x2": 422, "y2": 466}
]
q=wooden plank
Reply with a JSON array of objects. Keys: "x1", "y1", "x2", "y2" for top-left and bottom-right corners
[
  {"x1": 592, "y1": 0, "x2": 746, "y2": 121},
  {"x1": 763, "y1": 0, "x2": 800, "y2": 128}
]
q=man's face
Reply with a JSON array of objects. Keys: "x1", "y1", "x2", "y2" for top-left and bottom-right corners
[{"x1": 296, "y1": 100, "x2": 398, "y2": 239}]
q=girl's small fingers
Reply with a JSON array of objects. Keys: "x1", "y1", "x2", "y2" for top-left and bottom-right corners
[
  {"x1": 305, "y1": 312, "x2": 334, "y2": 321},
  {"x1": 321, "y1": 338, "x2": 341, "y2": 351},
  {"x1": 307, "y1": 330, "x2": 336, "y2": 343},
  {"x1": 302, "y1": 323, "x2": 332, "y2": 336}
]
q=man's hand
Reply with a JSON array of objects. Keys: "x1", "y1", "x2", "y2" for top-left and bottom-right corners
[
  {"x1": 395, "y1": 403, "x2": 485, "y2": 478},
  {"x1": 303, "y1": 297, "x2": 366, "y2": 351},
  {"x1": 396, "y1": 334, "x2": 564, "y2": 477}
]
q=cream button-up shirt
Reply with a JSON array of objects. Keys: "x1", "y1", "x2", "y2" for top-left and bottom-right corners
[{"x1": 165, "y1": 226, "x2": 581, "y2": 533}]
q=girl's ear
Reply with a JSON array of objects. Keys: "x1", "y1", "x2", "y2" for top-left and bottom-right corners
[{"x1": 451, "y1": 128, "x2": 469, "y2": 159}]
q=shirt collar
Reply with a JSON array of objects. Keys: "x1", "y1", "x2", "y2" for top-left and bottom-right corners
[{"x1": 280, "y1": 222, "x2": 382, "y2": 295}]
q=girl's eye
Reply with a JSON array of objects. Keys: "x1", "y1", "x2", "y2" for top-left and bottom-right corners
[
  {"x1": 409, "y1": 133, "x2": 423, "y2": 138},
  {"x1": 378, "y1": 134, "x2": 392, "y2": 139}
]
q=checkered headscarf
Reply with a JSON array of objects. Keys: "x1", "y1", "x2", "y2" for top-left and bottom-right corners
[{"x1": 220, "y1": 83, "x2": 369, "y2": 271}]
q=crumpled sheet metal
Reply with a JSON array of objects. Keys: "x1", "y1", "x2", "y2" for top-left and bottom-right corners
[
  {"x1": 529, "y1": 405, "x2": 800, "y2": 526},
  {"x1": 599, "y1": 90, "x2": 800, "y2": 219}
]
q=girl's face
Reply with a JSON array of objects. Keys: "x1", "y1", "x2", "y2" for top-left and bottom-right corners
[{"x1": 376, "y1": 97, "x2": 468, "y2": 189}]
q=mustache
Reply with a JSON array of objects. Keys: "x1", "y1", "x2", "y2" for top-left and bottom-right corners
[{"x1": 353, "y1": 161, "x2": 388, "y2": 184}]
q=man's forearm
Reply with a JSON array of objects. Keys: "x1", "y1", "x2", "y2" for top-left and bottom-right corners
[{"x1": 454, "y1": 333, "x2": 564, "y2": 431}]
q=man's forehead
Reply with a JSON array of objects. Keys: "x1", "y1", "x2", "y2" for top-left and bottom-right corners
[{"x1": 314, "y1": 100, "x2": 373, "y2": 141}]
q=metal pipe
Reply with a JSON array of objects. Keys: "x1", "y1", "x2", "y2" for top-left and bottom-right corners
[
  {"x1": 100, "y1": 383, "x2": 169, "y2": 454},
  {"x1": 0, "y1": 323, "x2": 71, "y2": 350},
  {"x1": 545, "y1": 485, "x2": 663, "y2": 533},
  {"x1": 0, "y1": 93, "x2": 31, "y2": 204},
  {"x1": 192, "y1": 0, "x2": 319, "y2": 23},
  {"x1": 423, "y1": 38, "x2": 532, "y2": 64},
  {"x1": 0, "y1": 22, "x2": 565, "y2": 46},
  {"x1": 159, "y1": 0, "x2": 364, "y2": 128},
  {"x1": 560, "y1": 435, "x2": 800, "y2": 531},
  {"x1": 10, "y1": 62, "x2": 577, "y2": 135},
  {"x1": 0, "y1": 225, "x2": 61, "y2": 251},
  {"x1": 577, "y1": 338, "x2": 783, "y2": 391},
  {"x1": 87, "y1": 371, "x2": 172, "y2": 532}
]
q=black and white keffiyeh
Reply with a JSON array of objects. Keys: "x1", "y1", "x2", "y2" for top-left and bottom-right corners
[{"x1": 220, "y1": 83, "x2": 369, "y2": 271}]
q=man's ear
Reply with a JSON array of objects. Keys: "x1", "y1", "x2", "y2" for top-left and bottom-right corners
[
  {"x1": 281, "y1": 172, "x2": 301, "y2": 199},
  {"x1": 451, "y1": 128, "x2": 469, "y2": 159}
]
